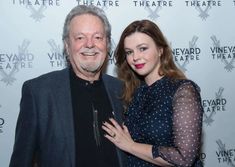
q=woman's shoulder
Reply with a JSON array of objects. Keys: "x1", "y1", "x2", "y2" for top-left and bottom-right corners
[
  {"x1": 172, "y1": 78, "x2": 201, "y2": 95},
  {"x1": 164, "y1": 77, "x2": 201, "y2": 95}
]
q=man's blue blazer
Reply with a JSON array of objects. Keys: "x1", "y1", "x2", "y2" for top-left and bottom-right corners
[{"x1": 9, "y1": 68, "x2": 125, "y2": 167}]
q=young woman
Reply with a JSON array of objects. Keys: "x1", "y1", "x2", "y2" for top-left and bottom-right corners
[{"x1": 102, "y1": 20, "x2": 203, "y2": 167}]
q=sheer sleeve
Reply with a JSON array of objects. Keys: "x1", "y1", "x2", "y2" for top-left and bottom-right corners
[{"x1": 152, "y1": 82, "x2": 203, "y2": 167}]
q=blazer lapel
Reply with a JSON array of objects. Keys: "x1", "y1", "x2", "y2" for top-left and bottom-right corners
[
  {"x1": 102, "y1": 74, "x2": 125, "y2": 167},
  {"x1": 102, "y1": 74, "x2": 123, "y2": 123},
  {"x1": 52, "y1": 68, "x2": 75, "y2": 167}
]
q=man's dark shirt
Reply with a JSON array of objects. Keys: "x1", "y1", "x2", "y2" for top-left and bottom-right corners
[{"x1": 70, "y1": 69, "x2": 119, "y2": 167}]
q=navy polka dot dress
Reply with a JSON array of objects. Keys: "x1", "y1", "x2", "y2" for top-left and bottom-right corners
[{"x1": 124, "y1": 76, "x2": 203, "y2": 167}]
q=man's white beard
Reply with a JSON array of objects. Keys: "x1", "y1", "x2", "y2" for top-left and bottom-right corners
[
  {"x1": 80, "y1": 61, "x2": 102, "y2": 73},
  {"x1": 79, "y1": 48, "x2": 104, "y2": 73}
]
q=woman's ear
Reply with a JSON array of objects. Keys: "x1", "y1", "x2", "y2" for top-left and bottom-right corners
[{"x1": 159, "y1": 47, "x2": 163, "y2": 57}]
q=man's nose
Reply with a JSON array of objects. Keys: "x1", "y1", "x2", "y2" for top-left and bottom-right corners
[{"x1": 85, "y1": 38, "x2": 94, "y2": 48}]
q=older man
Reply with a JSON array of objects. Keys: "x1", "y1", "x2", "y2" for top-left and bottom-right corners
[{"x1": 9, "y1": 5, "x2": 125, "y2": 167}]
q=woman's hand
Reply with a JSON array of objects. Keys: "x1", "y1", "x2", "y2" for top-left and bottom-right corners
[
  {"x1": 102, "y1": 119, "x2": 173, "y2": 166},
  {"x1": 102, "y1": 118, "x2": 135, "y2": 153}
]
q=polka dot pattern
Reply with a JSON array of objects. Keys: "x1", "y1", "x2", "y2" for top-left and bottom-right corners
[{"x1": 124, "y1": 77, "x2": 203, "y2": 167}]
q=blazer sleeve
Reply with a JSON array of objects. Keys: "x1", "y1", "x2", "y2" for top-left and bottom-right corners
[{"x1": 9, "y1": 81, "x2": 38, "y2": 167}]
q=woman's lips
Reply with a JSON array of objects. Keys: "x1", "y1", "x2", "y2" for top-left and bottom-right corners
[{"x1": 135, "y1": 63, "x2": 145, "y2": 69}]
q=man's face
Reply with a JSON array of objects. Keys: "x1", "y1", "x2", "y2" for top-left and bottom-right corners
[{"x1": 65, "y1": 14, "x2": 108, "y2": 79}]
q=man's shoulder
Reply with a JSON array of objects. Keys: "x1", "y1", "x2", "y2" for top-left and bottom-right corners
[{"x1": 24, "y1": 68, "x2": 69, "y2": 86}]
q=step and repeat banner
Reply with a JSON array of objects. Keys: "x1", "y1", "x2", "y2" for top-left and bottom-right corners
[{"x1": 0, "y1": 0, "x2": 235, "y2": 166}]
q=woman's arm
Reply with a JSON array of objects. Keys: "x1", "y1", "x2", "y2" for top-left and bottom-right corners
[{"x1": 102, "y1": 82, "x2": 203, "y2": 167}]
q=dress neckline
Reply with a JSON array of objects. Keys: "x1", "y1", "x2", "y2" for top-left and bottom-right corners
[{"x1": 143, "y1": 75, "x2": 166, "y2": 88}]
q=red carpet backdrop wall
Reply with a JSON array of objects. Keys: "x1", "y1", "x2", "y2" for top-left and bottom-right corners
[{"x1": 0, "y1": 0, "x2": 235, "y2": 166}]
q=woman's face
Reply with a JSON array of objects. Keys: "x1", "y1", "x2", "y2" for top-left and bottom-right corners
[{"x1": 124, "y1": 32, "x2": 163, "y2": 85}]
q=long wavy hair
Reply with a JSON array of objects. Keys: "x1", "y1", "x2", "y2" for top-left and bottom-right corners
[{"x1": 115, "y1": 20, "x2": 186, "y2": 106}]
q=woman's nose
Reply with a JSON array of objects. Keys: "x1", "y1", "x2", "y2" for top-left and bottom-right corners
[{"x1": 132, "y1": 52, "x2": 140, "y2": 61}]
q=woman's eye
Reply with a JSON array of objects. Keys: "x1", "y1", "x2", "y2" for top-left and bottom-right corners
[
  {"x1": 139, "y1": 47, "x2": 147, "y2": 52},
  {"x1": 125, "y1": 51, "x2": 132, "y2": 56}
]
